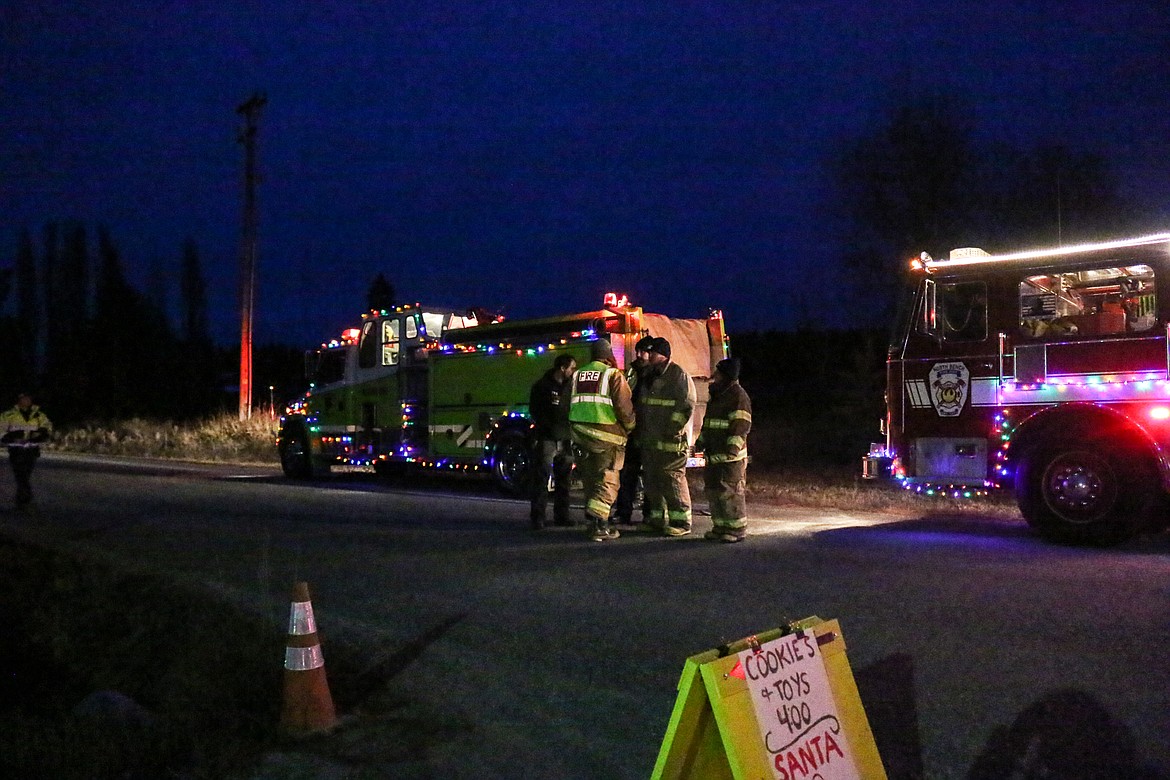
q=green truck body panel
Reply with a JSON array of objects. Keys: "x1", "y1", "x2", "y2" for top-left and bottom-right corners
[{"x1": 277, "y1": 301, "x2": 730, "y2": 490}]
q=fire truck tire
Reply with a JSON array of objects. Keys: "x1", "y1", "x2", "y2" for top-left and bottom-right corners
[
  {"x1": 1015, "y1": 438, "x2": 1155, "y2": 546},
  {"x1": 279, "y1": 425, "x2": 329, "y2": 479},
  {"x1": 374, "y1": 459, "x2": 409, "y2": 482},
  {"x1": 490, "y1": 429, "x2": 531, "y2": 496}
]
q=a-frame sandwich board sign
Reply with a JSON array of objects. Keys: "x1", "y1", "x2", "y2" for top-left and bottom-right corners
[{"x1": 651, "y1": 617, "x2": 886, "y2": 780}]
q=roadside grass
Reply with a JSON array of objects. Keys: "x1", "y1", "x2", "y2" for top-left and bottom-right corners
[
  {"x1": 738, "y1": 464, "x2": 1021, "y2": 518},
  {"x1": 53, "y1": 412, "x2": 281, "y2": 465},
  {"x1": 49, "y1": 414, "x2": 1022, "y2": 519}
]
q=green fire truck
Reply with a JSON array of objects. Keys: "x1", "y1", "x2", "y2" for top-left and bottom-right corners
[{"x1": 277, "y1": 294, "x2": 730, "y2": 493}]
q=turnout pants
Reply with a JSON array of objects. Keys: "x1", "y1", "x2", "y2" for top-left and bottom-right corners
[
  {"x1": 642, "y1": 449, "x2": 691, "y2": 531},
  {"x1": 705, "y1": 459, "x2": 747, "y2": 537},
  {"x1": 576, "y1": 444, "x2": 625, "y2": 525},
  {"x1": 530, "y1": 439, "x2": 574, "y2": 526}
]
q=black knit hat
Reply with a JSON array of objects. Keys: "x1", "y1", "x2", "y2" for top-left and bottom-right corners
[
  {"x1": 635, "y1": 335, "x2": 655, "y2": 352},
  {"x1": 715, "y1": 358, "x2": 740, "y2": 381},
  {"x1": 591, "y1": 338, "x2": 615, "y2": 362},
  {"x1": 648, "y1": 337, "x2": 671, "y2": 359}
]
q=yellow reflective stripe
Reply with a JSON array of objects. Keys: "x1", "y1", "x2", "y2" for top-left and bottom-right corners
[
  {"x1": 585, "y1": 498, "x2": 612, "y2": 517},
  {"x1": 668, "y1": 509, "x2": 692, "y2": 522},
  {"x1": 727, "y1": 435, "x2": 746, "y2": 449},
  {"x1": 670, "y1": 412, "x2": 688, "y2": 424},
  {"x1": 729, "y1": 410, "x2": 752, "y2": 422},
  {"x1": 707, "y1": 452, "x2": 746, "y2": 464},
  {"x1": 645, "y1": 398, "x2": 674, "y2": 407},
  {"x1": 574, "y1": 393, "x2": 614, "y2": 406},
  {"x1": 654, "y1": 440, "x2": 687, "y2": 453},
  {"x1": 573, "y1": 425, "x2": 627, "y2": 445},
  {"x1": 704, "y1": 419, "x2": 730, "y2": 429}
]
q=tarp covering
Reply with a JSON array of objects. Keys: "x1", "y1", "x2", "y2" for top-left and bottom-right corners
[
  {"x1": 643, "y1": 314, "x2": 714, "y2": 380},
  {"x1": 644, "y1": 313, "x2": 716, "y2": 447}
]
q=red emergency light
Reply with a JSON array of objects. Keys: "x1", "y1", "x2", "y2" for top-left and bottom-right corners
[{"x1": 603, "y1": 292, "x2": 630, "y2": 309}]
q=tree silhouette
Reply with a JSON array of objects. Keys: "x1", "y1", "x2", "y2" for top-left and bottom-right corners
[
  {"x1": 180, "y1": 237, "x2": 209, "y2": 344},
  {"x1": 831, "y1": 94, "x2": 975, "y2": 325},
  {"x1": 830, "y1": 92, "x2": 1129, "y2": 326},
  {"x1": 14, "y1": 228, "x2": 38, "y2": 386},
  {"x1": 177, "y1": 237, "x2": 219, "y2": 416},
  {"x1": 366, "y1": 273, "x2": 396, "y2": 312}
]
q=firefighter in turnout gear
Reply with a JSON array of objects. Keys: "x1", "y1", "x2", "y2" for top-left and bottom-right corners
[
  {"x1": 636, "y1": 337, "x2": 696, "y2": 536},
  {"x1": 1, "y1": 392, "x2": 53, "y2": 508},
  {"x1": 528, "y1": 353, "x2": 578, "y2": 530},
  {"x1": 569, "y1": 338, "x2": 635, "y2": 541},
  {"x1": 699, "y1": 358, "x2": 752, "y2": 542},
  {"x1": 611, "y1": 335, "x2": 655, "y2": 525}
]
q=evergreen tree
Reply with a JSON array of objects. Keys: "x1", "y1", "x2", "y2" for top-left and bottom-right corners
[
  {"x1": 91, "y1": 226, "x2": 181, "y2": 418},
  {"x1": 15, "y1": 228, "x2": 38, "y2": 386},
  {"x1": 40, "y1": 222, "x2": 61, "y2": 406},
  {"x1": 177, "y1": 237, "x2": 219, "y2": 416},
  {"x1": 180, "y1": 237, "x2": 209, "y2": 344},
  {"x1": 366, "y1": 273, "x2": 396, "y2": 312}
]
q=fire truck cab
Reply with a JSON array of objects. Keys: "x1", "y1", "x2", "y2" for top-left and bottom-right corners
[{"x1": 864, "y1": 233, "x2": 1170, "y2": 544}]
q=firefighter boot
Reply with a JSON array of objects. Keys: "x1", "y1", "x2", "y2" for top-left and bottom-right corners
[{"x1": 589, "y1": 516, "x2": 614, "y2": 542}]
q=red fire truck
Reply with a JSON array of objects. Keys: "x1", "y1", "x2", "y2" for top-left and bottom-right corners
[{"x1": 863, "y1": 233, "x2": 1170, "y2": 544}]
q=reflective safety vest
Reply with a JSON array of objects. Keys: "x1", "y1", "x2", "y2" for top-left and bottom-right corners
[
  {"x1": 569, "y1": 360, "x2": 633, "y2": 447},
  {"x1": 700, "y1": 380, "x2": 752, "y2": 464},
  {"x1": 0, "y1": 404, "x2": 53, "y2": 449}
]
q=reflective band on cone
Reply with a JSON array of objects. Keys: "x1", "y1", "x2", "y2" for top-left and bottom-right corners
[
  {"x1": 285, "y1": 644, "x2": 325, "y2": 671},
  {"x1": 280, "y1": 581, "x2": 337, "y2": 736},
  {"x1": 288, "y1": 601, "x2": 317, "y2": 635}
]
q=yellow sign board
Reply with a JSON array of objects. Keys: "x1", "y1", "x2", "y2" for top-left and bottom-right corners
[{"x1": 652, "y1": 617, "x2": 886, "y2": 780}]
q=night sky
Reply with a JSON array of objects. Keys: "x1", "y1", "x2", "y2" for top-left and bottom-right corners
[{"x1": 3, "y1": 2, "x2": 1169, "y2": 346}]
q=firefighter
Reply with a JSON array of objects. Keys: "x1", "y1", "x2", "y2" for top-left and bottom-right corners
[
  {"x1": 610, "y1": 335, "x2": 655, "y2": 526},
  {"x1": 636, "y1": 337, "x2": 696, "y2": 536},
  {"x1": 1, "y1": 391, "x2": 53, "y2": 509},
  {"x1": 528, "y1": 352, "x2": 578, "y2": 530},
  {"x1": 699, "y1": 358, "x2": 752, "y2": 542},
  {"x1": 569, "y1": 338, "x2": 635, "y2": 541}
]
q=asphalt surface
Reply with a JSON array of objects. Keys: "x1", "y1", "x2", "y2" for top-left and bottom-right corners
[{"x1": 4, "y1": 453, "x2": 1170, "y2": 779}]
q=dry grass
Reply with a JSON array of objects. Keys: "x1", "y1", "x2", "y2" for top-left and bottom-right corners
[
  {"x1": 724, "y1": 464, "x2": 1021, "y2": 518},
  {"x1": 53, "y1": 413, "x2": 281, "y2": 466},
  {"x1": 49, "y1": 415, "x2": 1020, "y2": 517}
]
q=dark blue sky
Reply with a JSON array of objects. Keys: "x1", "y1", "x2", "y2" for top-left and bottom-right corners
[{"x1": 3, "y1": 2, "x2": 1169, "y2": 346}]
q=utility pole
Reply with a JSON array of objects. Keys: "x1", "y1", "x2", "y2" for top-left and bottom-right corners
[{"x1": 236, "y1": 92, "x2": 266, "y2": 421}]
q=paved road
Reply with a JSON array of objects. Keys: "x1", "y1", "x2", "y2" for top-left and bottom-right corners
[{"x1": 6, "y1": 454, "x2": 1170, "y2": 778}]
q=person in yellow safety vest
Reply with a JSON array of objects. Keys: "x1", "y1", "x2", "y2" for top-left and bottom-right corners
[
  {"x1": 698, "y1": 358, "x2": 752, "y2": 542},
  {"x1": 1, "y1": 391, "x2": 53, "y2": 509},
  {"x1": 636, "y1": 337, "x2": 696, "y2": 537},
  {"x1": 568, "y1": 338, "x2": 635, "y2": 541}
]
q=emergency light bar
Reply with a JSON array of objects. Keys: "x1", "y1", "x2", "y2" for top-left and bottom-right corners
[
  {"x1": 916, "y1": 232, "x2": 1170, "y2": 272},
  {"x1": 603, "y1": 292, "x2": 631, "y2": 309}
]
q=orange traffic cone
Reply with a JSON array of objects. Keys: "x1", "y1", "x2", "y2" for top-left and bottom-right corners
[{"x1": 280, "y1": 581, "x2": 338, "y2": 736}]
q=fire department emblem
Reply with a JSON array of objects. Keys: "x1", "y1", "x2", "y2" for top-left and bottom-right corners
[{"x1": 929, "y1": 362, "x2": 969, "y2": 417}]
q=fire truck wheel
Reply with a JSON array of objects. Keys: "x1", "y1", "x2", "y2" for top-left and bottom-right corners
[
  {"x1": 1016, "y1": 438, "x2": 1154, "y2": 546},
  {"x1": 279, "y1": 425, "x2": 329, "y2": 479},
  {"x1": 490, "y1": 430, "x2": 530, "y2": 496},
  {"x1": 374, "y1": 459, "x2": 409, "y2": 482}
]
